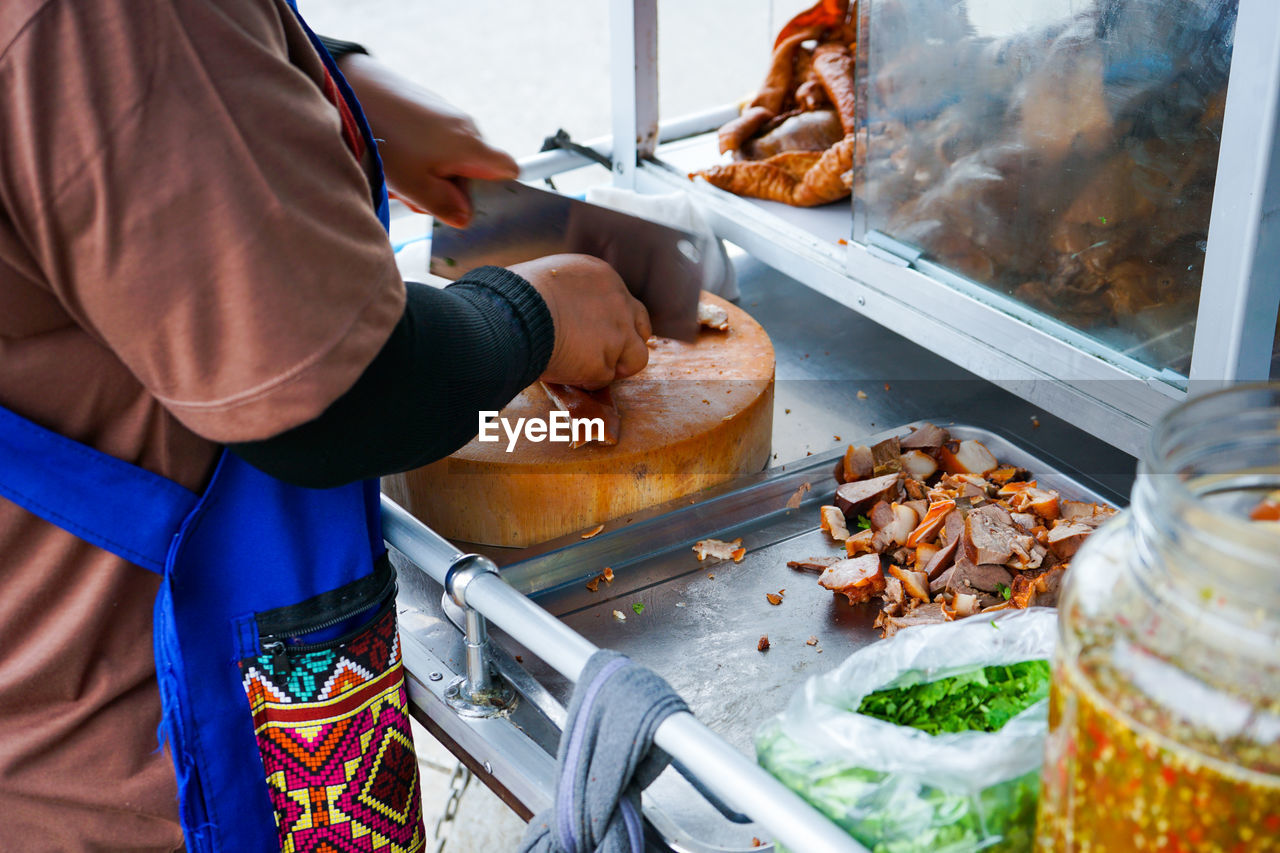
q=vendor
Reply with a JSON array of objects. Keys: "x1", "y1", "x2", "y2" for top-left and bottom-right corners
[{"x1": 0, "y1": 1, "x2": 649, "y2": 850}]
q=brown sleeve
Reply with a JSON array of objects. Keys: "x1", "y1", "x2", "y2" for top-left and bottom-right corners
[{"x1": 0, "y1": 0, "x2": 405, "y2": 443}]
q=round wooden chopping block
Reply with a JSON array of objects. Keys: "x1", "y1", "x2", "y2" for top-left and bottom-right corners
[{"x1": 383, "y1": 293, "x2": 774, "y2": 547}]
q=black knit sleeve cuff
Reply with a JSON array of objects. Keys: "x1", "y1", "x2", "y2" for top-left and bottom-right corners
[
  {"x1": 446, "y1": 266, "x2": 555, "y2": 388},
  {"x1": 317, "y1": 36, "x2": 370, "y2": 63}
]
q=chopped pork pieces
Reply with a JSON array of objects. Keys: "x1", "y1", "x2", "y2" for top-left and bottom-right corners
[
  {"x1": 693, "y1": 537, "x2": 746, "y2": 562},
  {"x1": 800, "y1": 424, "x2": 1115, "y2": 637}
]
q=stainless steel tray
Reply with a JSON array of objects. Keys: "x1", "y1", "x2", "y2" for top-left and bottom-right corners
[{"x1": 481, "y1": 422, "x2": 1123, "y2": 851}]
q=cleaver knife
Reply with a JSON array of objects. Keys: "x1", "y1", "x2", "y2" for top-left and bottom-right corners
[{"x1": 429, "y1": 180, "x2": 707, "y2": 342}]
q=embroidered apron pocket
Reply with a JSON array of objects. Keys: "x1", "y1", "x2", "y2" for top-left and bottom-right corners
[{"x1": 239, "y1": 557, "x2": 425, "y2": 853}]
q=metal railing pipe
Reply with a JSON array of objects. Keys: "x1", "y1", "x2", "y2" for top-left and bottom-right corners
[
  {"x1": 382, "y1": 495, "x2": 867, "y2": 853},
  {"x1": 517, "y1": 103, "x2": 741, "y2": 182}
]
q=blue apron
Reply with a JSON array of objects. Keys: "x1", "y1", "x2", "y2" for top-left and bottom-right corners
[{"x1": 0, "y1": 11, "x2": 420, "y2": 852}]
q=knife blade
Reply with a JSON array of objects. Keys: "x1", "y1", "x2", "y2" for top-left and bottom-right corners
[{"x1": 429, "y1": 180, "x2": 706, "y2": 342}]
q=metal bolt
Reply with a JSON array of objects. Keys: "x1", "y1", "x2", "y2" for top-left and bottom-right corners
[
  {"x1": 857, "y1": 296, "x2": 866, "y2": 307},
  {"x1": 483, "y1": 761, "x2": 493, "y2": 775},
  {"x1": 429, "y1": 672, "x2": 443, "y2": 682}
]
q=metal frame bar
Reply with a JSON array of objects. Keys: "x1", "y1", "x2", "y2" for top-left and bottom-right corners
[
  {"x1": 518, "y1": 104, "x2": 737, "y2": 182},
  {"x1": 382, "y1": 495, "x2": 868, "y2": 853},
  {"x1": 609, "y1": 0, "x2": 659, "y2": 189},
  {"x1": 1190, "y1": 0, "x2": 1280, "y2": 384}
]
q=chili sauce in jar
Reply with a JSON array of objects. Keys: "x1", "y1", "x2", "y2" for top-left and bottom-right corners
[{"x1": 1036, "y1": 385, "x2": 1280, "y2": 851}]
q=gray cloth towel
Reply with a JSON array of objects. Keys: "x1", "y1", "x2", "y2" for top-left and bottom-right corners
[{"x1": 518, "y1": 650, "x2": 688, "y2": 853}]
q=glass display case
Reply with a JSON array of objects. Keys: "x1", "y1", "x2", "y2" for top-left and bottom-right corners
[
  {"x1": 854, "y1": 0, "x2": 1236, "y2": 376},
  {"x1": 596, "y1": 0, "x2": 1280, "y2": 455}
]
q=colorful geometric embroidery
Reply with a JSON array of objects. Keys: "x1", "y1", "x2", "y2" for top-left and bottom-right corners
[{"x1": 240, "y1": 607, "x2": 424, "y2": 853}]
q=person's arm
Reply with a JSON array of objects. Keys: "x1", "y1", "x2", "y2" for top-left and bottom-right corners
[
  {"x1": 229, "y1": 269, "x2": 549, "y2": 488},
  {"x1": 230, "y1": 254, "x2": 651, "y2": 489}
]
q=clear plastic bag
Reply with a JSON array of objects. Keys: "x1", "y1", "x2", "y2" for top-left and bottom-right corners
[{"x1": 756, "y1": 609, "x2": 1057, "y2": 853}]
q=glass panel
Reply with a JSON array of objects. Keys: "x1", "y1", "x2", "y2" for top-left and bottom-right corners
[
  {"x1": 1271, "y1": 310, "x2": 1280, "y2": 381},
  {"x1": 856, "y1": 0, "x2": 1238, "y2": 376}
]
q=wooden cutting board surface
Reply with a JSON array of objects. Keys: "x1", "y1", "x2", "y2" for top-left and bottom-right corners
[{"x1": 384, "y1": 293, "x2": 774, "y2": 547}]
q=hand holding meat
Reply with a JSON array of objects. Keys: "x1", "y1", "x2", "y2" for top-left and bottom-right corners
[
  {"x1": 510, "y1": 255, "x2": 652, "y2": 389},
  {"x1": 339, "y1": 53, "x2": 518, "y2": 227}
]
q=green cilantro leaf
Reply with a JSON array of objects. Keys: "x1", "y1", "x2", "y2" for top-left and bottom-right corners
[
  {"x1": 997, "y1": 582, "x2": 1011, "y2": 600},
  {"x1": 856, "y1": 515, "x2": 872, "y2": 530},
  {"x1": 855, "y1": 660, "x2": 1050, "y2": 735},
  {"x1": 632, "y1": 602, "x2": 645, "y2": 615}
]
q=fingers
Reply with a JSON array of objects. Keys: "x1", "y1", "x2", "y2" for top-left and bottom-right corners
[
  {"x1": 574, "y1": 346, "x2": 618, "y2": 390},
  {"x1": 631, "y1": 299, "x2": 652, "y2": 342},
  {"x1": 613, "y1": 328, "x2": 650, "y2": 380},
  {"x1": 404, "y1": 175, "x2": 472, "y2": 227},
  {"x1": 453, "y1": 142, "x2": 520, "y2": 181}
]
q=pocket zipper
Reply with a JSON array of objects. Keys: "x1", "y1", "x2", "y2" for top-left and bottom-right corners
[{"x1": 260, "y1": 570, "x2": 397, "y2": 676}]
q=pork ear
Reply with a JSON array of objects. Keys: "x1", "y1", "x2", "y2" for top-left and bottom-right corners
[
  {"x1": 820, "y1": 505, "x2": 852, "y2": 541},
  {"x1": 834, "y1": 473, "x2": 902, "y2": 519},
  {"x1": 937, "y1": 439, "x2": 999, "y2": 475},
  {"x1": 818, "y1": 554, "x2": 887, "y2": 605},
  {"x1": 842, "y1": 444, "x2": 875, "y2": 483},
  {"x1": 900, "y1": 422, "x2": 949, "y2": 450},
  {"x1": 1046, "y1": 520, "x2": 1093, "y2": 560},
  {"x1": 887, "y1": 565, "x2": 931, "y2": 602},
  {"x1": 922, "y1": 538, "x2": 959, "y2": 581},
  {"x1": 870, "y1": 436, "x2": 903, "y2": 475},
  {"x1": 900, "y1": 450, "x2": 939, "y2": 481},
  {"x1": 879, "y1": 601, "x2": 949, "y2": 638}
]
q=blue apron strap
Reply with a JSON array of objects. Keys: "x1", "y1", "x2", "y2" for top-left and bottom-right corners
[
  {"x1": 287, "y1": 0, "x2": 391, "y2": 229},
  {"x1": 0, "y1": 405, "x2": 199, "y2": 573}
]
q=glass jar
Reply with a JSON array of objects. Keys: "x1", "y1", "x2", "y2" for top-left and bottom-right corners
[{"x1": 1036, "y1": 384, "x2": 1280, "y2": 852}]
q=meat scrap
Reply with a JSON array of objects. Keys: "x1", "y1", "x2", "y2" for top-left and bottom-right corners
[
  {"x1": 900, "y1": 423, "x2": 949, "y2": 450},
  {"x1": 820, "y1": 505, "x2": 851, "y2": 541},
  {"x1": 540, "y1": 382, "x2": 621, "y2": 448},
  {"x1": 697, "y1": 300, "x2": 731, "y2": 332},
  {"x1": 876, "y1": 602, "x2": 950, "y2": 639},
  {"x1": 834, "y1": 473, "x2": 903, "y2": 518},
  {"x1": 758, "y1": 635, "x2": 771, "y2": 652},
  {"x1": 1250, "y1": 490, "x2": 1280, "y2": 523},
  {"x1": 787, "y1": 555, "x2": 842, "y2": 573},
  {"x1": 584, "y1": 566, "x2": 614, "y2": 592},
  {"x1": 785, "y1": 481, "x2": 812, "y2": 509},
  {"x1": 818, "y1": 554, "x2": 886, "y2": 605},
  {"x1": 693, "y1": 537, "x2": 746, "y2": 562},
  {"x1": 1046, "y1": 520, "x2": 1092, "y2": 560},
  {"x1": 804, "y1": 423, "x2": 1115, "y2": 635}
]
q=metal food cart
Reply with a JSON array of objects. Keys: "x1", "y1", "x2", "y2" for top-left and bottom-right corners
[{"x1": 385, "y1": 1, "x2": 1277, "y2": 849}]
